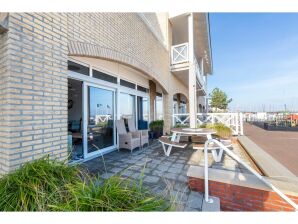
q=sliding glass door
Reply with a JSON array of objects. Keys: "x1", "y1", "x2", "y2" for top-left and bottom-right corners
[
  {"x1": 137, "y1": 96, "x2": 149, "y2": 129},
  {"x1": 84, "y1": 83, "x2": 116, "y2": 158},
  {"x1": 119, "y1": 92, "x2": 136, "y2": 128}
]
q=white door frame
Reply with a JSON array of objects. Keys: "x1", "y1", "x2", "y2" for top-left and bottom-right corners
[{"x1": 83, "y1": 81, "x2": 117, "y2": 159}]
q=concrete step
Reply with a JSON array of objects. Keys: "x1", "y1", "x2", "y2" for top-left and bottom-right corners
[{"x1": 202, "y1": 196, "x2": 220, "y2": 211}]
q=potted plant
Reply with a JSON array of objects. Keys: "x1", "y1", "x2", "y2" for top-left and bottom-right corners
[{"x1": 149, "y1": 120, "x2": 164, "y2": 139}]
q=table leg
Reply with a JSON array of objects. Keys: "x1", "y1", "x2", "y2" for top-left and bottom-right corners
[
  {"x1": 171, "y1": 132, "x2": 177, "y2": 141},
  {"x1": 167, "y1": 132, "x2": 180, "y2": 156}
]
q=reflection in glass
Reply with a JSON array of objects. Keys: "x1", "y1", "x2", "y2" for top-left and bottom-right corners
[
  {"x1": 119, "y1": 93, "x2": 135, "y2": 120},
  {"x1": 119, "y1": 93, "x2": 136, "y2": 129},
  {"x1": 155, "y1": 95, "x2": 163, "y2": 120},
  {"x1": 67, "y1": 78, "x2": 84, "y2": 161},
  {"x1": 88, "y1": 86, "x2": 114, "y2": 154},
  {"x1": 137, "y1": 96, "x2": 149, "y2": 130}
]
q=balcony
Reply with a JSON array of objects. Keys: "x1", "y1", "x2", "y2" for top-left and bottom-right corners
[
  {"x1": 171, "y1": 43, "x2": 206, "y2": 94},
  {"x1": 171, "y1": 42, "x2": 189, "y2": 65}
]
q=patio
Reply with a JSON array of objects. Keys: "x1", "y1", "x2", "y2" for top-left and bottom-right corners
[{"x1": 83, "y1": 139, "x2": 253, "y2": 211}]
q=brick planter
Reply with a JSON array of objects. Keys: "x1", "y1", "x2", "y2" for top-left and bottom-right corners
[{"x1": 187, "y1": 166, "x2": 298, "y2": 211}]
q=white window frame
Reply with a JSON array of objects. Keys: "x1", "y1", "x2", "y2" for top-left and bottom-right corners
[{"x1": 67, "y1": 59, "x2": 150, "y2": 162}]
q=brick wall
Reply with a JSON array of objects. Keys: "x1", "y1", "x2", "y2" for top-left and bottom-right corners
[
  {"x1": 0, "y1": 12, "x2": 190, "y2": 174},
  {"x1": 189, "y1": 177, "x2": 298, "y2": 211},
  {"x1": 66, "y1": 13, "x2": 188, "y2": 133},
  {"x1": 67, "y1": 13, "x2": 170, "y2": 92},
  {"x1": 0, "y1": 28, "x2": 10, "y2": 175},
  {"x1": 0, "y1": 13, "x2": 69, "y2": 174}
]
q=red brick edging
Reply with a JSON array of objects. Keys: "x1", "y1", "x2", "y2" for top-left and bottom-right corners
[{"x1": 189, "y1": 177, "x2": 298, "y2": 211}]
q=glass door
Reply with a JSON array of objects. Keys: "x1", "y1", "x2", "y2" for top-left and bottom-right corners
[
  {"x1": 137, "y1": 96, "x2": 149, "y2": 129},
  {"x1": 119, "y1": 92, "x2": 136, "y2": 128},
  {"x1": 83, "y1": 83, "x2": 116, "y2": 158}
]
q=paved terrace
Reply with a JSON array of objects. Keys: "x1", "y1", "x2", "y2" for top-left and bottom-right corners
[
  {"x1": 83, "y1": 139, "x2": 253, "y2": 211},
  {"x1": 244, "y1": 122, "x2": 298, "y2": 176}
]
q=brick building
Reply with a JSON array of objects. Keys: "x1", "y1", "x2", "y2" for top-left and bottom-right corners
[{"x1": 0, "y1": 12, "x2": 212, "y2": 175}]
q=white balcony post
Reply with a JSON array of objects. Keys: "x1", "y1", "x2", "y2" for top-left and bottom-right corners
[
  {"x1": 239, "y1": 112, "x2": 244, "y2": 135},
  {"x1": 188, "y1": 13, "x2": 197, "y2": 128}
]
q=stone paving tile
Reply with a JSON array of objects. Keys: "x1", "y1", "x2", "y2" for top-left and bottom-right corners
[
  {"x1": 101, "y1": 172, "x2": 114, "y2": 179},
  {"x1": 110, "y1": 167, "x2": 123, "y2": 173},
  {"x1": 83, "y1": 140, "x2": 252, "y2": 211},
  {"x1": 144, "y1": 175, "x2": 160, "y2": 184},
  {"x1": 164, "y1": 172, "x2": 178, "y2": 180},
  {"x1": 157, "y1": 164, "x2": 169, "y2": 172},
  {"x1": 168, "y1": 167, "x2": 183, "y2": 174},
  {"x1": 171, "y1": 163, "x2": 184, "y2": 169},
  {"x1": 188, "y1": 191, "x2": 203, "y2": 209}
]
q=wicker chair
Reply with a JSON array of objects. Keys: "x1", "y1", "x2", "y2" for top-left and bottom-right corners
[
  {"x1": 116, "y1": 119, "x2": 140, "y2": 153},
  {"x1": 127, "y1": 118, "x2": 149, "y2": 149}
]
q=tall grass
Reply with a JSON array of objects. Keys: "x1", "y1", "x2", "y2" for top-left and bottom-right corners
[
  {"x1": 200, "y1": 123, "x2": 232, "y2": 139},
  {"x1": 0, "y1": 157, "x2": 170, "y2": 211},
  {"x1": 51, "y1": 176, "x2": 170, "y2": 211},
  {"x1": 0, "y1": 157, "x2": 81, "y2": 211}
]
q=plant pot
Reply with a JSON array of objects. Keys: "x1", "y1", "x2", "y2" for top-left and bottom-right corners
[{"x1": 148, "y1": 131, "x2": 155, "y2": 139}]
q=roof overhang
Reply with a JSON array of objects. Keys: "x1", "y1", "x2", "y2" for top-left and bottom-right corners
[{"x1": 193, "y1": 13, "x2": 213, "y2": 75}]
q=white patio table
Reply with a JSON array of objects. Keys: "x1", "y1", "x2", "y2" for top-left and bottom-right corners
[{"x1": 169, "y1": 128, "x2": 224, "y2": 161}]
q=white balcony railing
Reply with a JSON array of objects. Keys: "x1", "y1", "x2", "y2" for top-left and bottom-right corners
[
  {"x1": 172, "y1": 113, "x2": 244, "y2": 136},
  {"x1": 171, "y1": 43, "x2": 189, "y2": 65},
  {"x1": 171, "y1": 43, "x2": 206, "y2": 91}
]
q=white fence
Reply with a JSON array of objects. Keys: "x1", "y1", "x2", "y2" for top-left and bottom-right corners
[
  {"x1": 171, "y1": 43, "x2": 189, "y2": 65},
  {"x1": 172, "y1": 113, "x2": 244, "y2": 135}
]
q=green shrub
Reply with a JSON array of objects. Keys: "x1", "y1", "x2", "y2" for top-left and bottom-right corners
[
  {"x1": 149, "y1": 120, "x2": 164, "y2": 132},
  {"x1": 173, "y1": 124, "x2": 189, "y2": 128},
  {"x1": 202, "y1": 123, "x2": 232, "y2": 139},
  {"x1": 198, "y1": 123, "x2": 206, "y2": 128},
  {"x1": 0, "y1": 157, "x2": 170, "y2": 211}
]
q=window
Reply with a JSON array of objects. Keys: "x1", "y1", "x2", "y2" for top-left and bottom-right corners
[
  {"x1": 119, "y1": 93, "x2": 135, "y2": 120},
  {"x1": 137, "y1": 85, "x2": 149, "y2": 93},
  {"x1": 137, "y1": 96, "x2": 149, "y2": 129},
  {"x1": 68, "y1": 60, "x2": 89, "y2": 76},
  {"x1": 120, "y1": 79, "x2": 136, "y2": 89},
  {"x1": 155, "y1": 93, "x2": 163, "y2": 120},
  {"x1": 92, "y1": 69, "x2": 117, "y2": 84}
]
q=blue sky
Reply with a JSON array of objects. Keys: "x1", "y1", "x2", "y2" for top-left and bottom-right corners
[{"x1": 208, "y1": 13, "x2": 298, "y2": 112}]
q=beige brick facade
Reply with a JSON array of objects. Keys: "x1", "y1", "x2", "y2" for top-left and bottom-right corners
[
  {"x1": 0, "y1": 13, "x2": 69, "y2": 175},
  {"x1": 0, "y1": 12, "x2": 207, "y2": 175}
]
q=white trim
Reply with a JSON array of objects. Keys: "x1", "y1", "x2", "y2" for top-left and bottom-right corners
[
  {"x1": 83, "y1": 82, "x2": 88, "y2": 159},
  {"x1": 68, "y1": 71, "x2": 119, "y2": 90},
  {"x1": 137, "y1": 13, "x2": 167, "y2": 50},
  {"x1": 69, "y1": 58, "x2": 149, "y2": 91},
  {"x1": 89, "y1": 65, "x2": 93, "y2": 77},
  {"x1": 84, "y1": 82, "x2": 117, "y2": 159}
]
